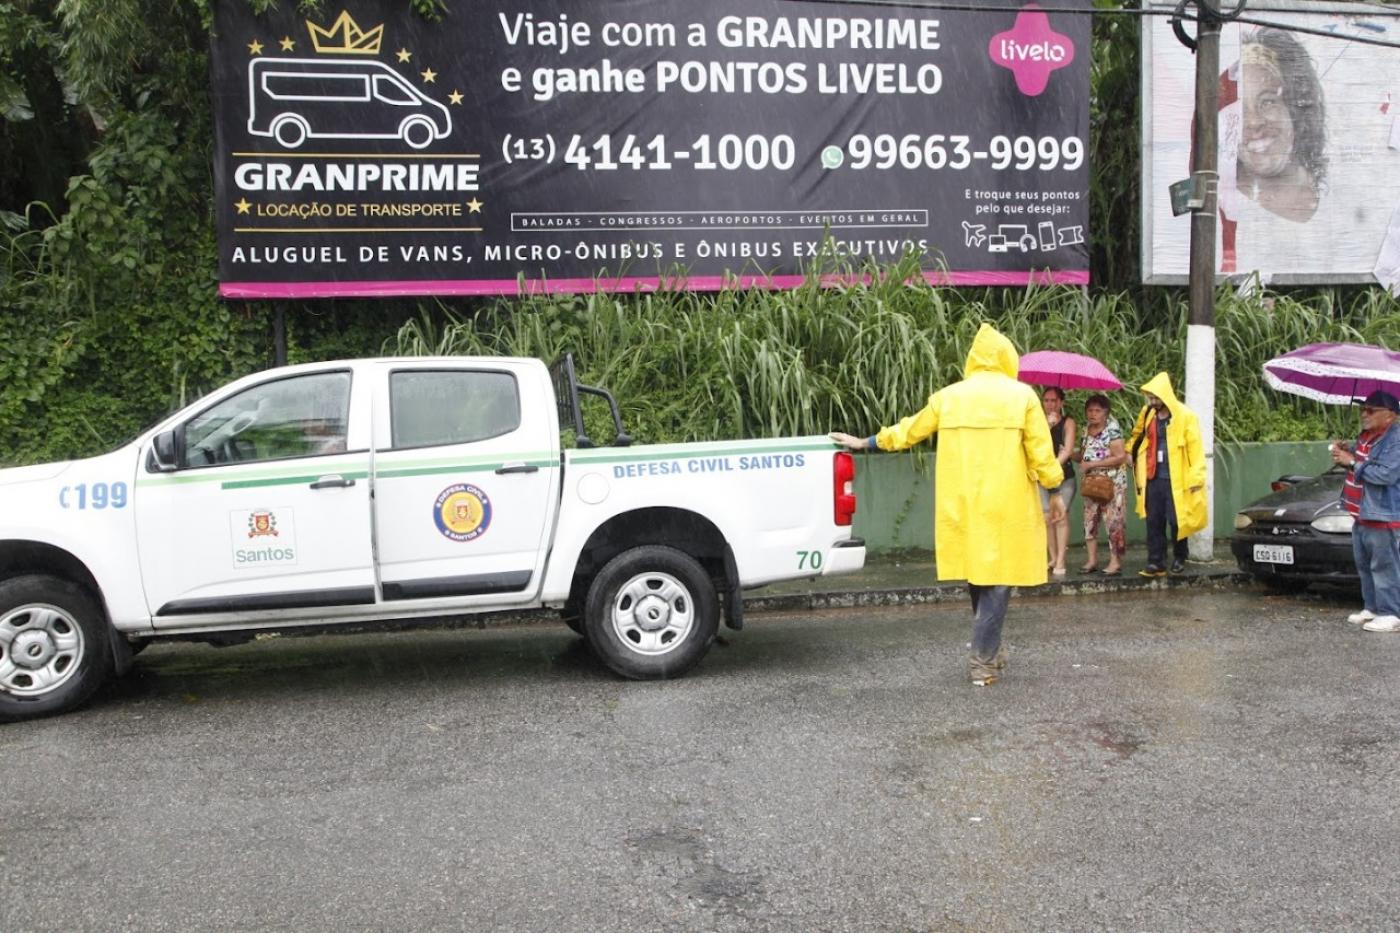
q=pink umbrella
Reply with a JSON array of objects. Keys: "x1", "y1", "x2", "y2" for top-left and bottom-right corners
[
  {"x1": 1263, "y1": 342, "x2": 1400, "y2": 404},
  {"x1": 1017, "y1": 350, "x2": 1123, "y2": 390}
]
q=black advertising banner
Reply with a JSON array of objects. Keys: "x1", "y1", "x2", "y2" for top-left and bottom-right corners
[{"x1": 211, "y1": 1, "x2": 1089, "y2": 298}]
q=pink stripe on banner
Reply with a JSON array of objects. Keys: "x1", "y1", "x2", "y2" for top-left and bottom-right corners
[{"x1": 220, "y1": 269, "x2": 1088, "y2": 299}]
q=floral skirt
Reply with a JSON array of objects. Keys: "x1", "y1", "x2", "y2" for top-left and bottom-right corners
[{"x1": 1083, "y1": 487, "x2": 1127, "y2": 557}]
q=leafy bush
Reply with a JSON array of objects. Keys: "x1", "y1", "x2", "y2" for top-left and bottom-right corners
[{"x1": 389, "y1": 252, "x2": 1395, "y2": 448}]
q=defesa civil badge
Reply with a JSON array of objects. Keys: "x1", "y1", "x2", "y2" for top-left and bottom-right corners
[{"x1": 433, "y1": 483, "x2": 492, "y2": 542}]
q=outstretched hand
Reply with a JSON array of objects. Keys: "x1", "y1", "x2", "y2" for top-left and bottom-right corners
[{"x1": 829, "y1": 432, "x2": 869, "y2": 451}]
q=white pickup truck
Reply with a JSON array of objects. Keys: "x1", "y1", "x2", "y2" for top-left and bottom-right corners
[{"x1": 0, "y1": 355, "x2": 864, "y2": 721}]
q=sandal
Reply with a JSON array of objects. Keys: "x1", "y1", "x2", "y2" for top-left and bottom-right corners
[
  {"x1": 1101, "y1": 568, "x2": 1122, "y2": 577},
  {"x1": 1079, "y1": 564, "x2": 1099, "y2": 574}
]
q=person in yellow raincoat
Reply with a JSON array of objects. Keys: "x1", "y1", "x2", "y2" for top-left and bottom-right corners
[
  {"x1": 831, "y1": 323, "x2": 1063, "y2": 686},
  {"x1": 1126, "y1": 372, "x2": 1207, "y2": 577}
]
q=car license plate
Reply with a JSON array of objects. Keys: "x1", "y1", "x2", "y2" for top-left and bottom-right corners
[{"x1": 1253, "y1": 544, "x2": 1294, "y2": 565}]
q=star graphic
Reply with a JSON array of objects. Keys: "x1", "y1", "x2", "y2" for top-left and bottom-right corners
[
  {"x1": 279, "y1": 36, "x2": 295, "y2": 52},
  {"x1": 466, "y1": 198, "x2": 483, "y2": 213},
  {"x1": 235, "y1": 198, "x2": 251, "y2": 215},
  {"x1": 247, "y1": 39, "x2": 264, "y2": 55},
  {"x1": 988, "y1": 10, "x2": 1075, "y2": 97},
  {"x1": 397, "y1": 48, "x2": 412, "y2": 63},
  {"x1": 448, "y1": 90, "x2": 464, "y2": 105},
  {"x1": 421, "y1": 68, "x2": 437, "y2": 83}
]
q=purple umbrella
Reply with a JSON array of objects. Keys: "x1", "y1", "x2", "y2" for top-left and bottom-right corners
[
  {"x1": 1263, "y1": 342, "x2": 1400, "y2": 404},
  {"x1": 1017, "y1": 350, "x2": 1123, "y2": 391}
]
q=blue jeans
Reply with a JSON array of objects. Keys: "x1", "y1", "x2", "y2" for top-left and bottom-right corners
[
  {"x1": 1353, "y1": 524, "x2": 1400, "y2": 617},
  {"x1": 968, "y1": 584, "x2": 1011, "y2": 659}
]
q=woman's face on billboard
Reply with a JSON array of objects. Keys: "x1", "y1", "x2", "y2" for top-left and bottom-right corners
[{"x1": 1240, "y1": 61, "x2": 1296, "y2": 179}]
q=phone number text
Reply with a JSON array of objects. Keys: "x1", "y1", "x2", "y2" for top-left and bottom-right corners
[
  {"x1": 504, "y1": 133, "x2": 796, "y2": 172},
  {"x1": 841, "y1": 134, "x2": 1084, "y2": 172},
  {"x1": 503, "y1": 133, "x2": 1085, "y2": 173}
]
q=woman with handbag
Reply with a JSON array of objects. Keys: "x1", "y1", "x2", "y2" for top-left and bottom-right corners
[{"x1": 1075, "y1": 394, "x2": 1129, "y2": 576}]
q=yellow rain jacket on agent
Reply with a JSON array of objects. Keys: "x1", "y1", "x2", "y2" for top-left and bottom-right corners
[
  {"x1": 1127, "y1": 372, "x2": 1207, "y2": 538},
  {"x1": 874, "y1": 324, "x2": 1063, "y2": 586}
]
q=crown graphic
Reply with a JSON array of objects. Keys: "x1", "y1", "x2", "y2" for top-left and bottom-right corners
[{"x1": 307, "y1": 11, "x2": 384, "y2": 55}]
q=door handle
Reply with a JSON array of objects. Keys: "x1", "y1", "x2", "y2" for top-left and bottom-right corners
[
  {"x1": 310, "y1": 474, "x2": 356, "y2": 489},
  {"x1": 495, "y1": 462, "x2": 540, "y2": 475}
]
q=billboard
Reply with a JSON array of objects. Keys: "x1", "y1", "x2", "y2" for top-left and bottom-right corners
[
  {"x1": 210, "y1": 0, "x2": 1090, "y2": 297},
  {"x1": 1143, "y1": 1, "x2": 1400, "y2": 286}
]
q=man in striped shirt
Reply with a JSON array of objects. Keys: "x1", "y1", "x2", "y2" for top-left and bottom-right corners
[{"x1": 1332, "y1": 390, "x2": 1400, "y2": 632}]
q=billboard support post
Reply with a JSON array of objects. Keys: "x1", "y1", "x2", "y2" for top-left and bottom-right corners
[{"x1": 272, "y1": 303, "x2": 287, "y2": 368}]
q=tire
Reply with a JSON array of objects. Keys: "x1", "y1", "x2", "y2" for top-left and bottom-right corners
[
  {"x1": 0, "y1": 575, "x2": 113, "y2": 723},
  {"x1": 583, "y1": 546, "x2": 718, "y2": 680}
]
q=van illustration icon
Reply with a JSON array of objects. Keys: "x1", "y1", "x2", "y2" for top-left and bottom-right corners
[{"x1": 247, "y1": 58, "x2": 452, "y2": 150}]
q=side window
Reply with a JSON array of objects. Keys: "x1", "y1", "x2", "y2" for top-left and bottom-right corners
[
  {"x1": 390, "y1": 370, "x2": 520, "y2": 449},
  {"x1": 262, "y1": 72, "x2": 370, "y2": 102},
  {"x1": 183, "y1": 372, "x2": 351, "y2": 467},
  {"x1": 373, "y1": 75, "x2": 417, "y2": 105}
]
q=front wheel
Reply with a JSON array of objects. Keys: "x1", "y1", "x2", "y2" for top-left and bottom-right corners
[
  {"x1": 583, "y1": 546, "x2": 718, "y2": 679},
  {"x1": 0, "y1": 575, "x2": 113, "y2": 723}
]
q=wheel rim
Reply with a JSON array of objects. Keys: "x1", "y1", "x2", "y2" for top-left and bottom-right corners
[
  {"x1": 609, "y1": 571, "x2": 694, "y2": 657},
  {"x1": 0, "y1": 603, "x2": 85, "y2": 697}
]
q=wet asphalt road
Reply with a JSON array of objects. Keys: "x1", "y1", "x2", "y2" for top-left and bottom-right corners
[{"x1": 2, "y1": 588, "x2": 1398, "y2": 932}]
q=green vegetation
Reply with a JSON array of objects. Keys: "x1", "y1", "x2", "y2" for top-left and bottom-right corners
[
  {"x1": 0, "y1": 1, "x2": 1396, "y2": 466},
  {"x1": 391, "y1": 253, "x2": 1396, "y2": 447}
]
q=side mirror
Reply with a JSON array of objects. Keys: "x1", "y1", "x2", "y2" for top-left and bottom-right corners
[{"x1": 148, "y1": 430, "x2": 179, "y2": 473}]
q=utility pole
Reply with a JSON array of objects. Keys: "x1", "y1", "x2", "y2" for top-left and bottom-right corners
[{"x1": 1173, "y1": 0, "x2": 1240, "y2": 561}]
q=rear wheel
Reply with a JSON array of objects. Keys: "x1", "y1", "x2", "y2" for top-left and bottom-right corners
[
  {"x1": 583, "y1": 546, "x2": 718, "y2": 679},
  {"x1": 0, "y1": 575, "x2": 113, "y2": 723}
]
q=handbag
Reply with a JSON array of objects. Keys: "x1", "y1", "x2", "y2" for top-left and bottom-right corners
[{"x1": 1081, "y1": 471, "x2": 1116, "y2": 504}]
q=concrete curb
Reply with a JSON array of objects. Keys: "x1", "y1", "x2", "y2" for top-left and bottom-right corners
[
  {"x1": 742, "y1": 568, "x2": 1253, "y2": 614},
  {"x1": 259, "y1": 567, "x2": 1253, "y2": 639}
]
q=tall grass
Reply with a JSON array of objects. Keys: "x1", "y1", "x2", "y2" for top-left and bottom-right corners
[{"x1": 389, "y1": 257, "x2": 1398, "y2": 447}]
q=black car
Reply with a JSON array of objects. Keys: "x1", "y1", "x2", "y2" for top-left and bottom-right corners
[{"x1": 1230, "y1": 466, "x2": 1359, "y2": 592}]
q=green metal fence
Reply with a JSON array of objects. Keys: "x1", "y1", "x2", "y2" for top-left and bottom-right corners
[{"x1": 851, "y1": 441, "x2": 1332, "y2": 554}]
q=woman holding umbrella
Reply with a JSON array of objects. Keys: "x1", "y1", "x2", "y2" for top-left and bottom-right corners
[{"x1": 1018, "y1": 350, "x2": 1125, "y2": 578}]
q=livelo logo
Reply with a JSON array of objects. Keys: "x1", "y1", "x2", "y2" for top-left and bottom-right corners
[{"x1": 988, "y1": 6, "x2": 1075, "y2": 97}]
